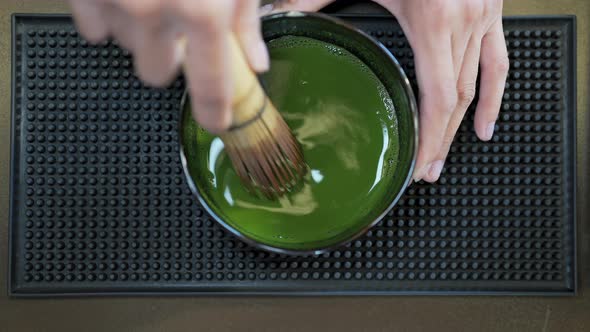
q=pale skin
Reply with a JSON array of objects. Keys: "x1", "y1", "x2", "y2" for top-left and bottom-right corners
[{"x1": 68, "y1": 0, "x2": 509, "y2": 183}]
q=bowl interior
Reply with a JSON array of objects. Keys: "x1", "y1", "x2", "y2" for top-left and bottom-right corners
[
  {"x1": 180, "y1": 12, "x2": 418, "y2": 254},
  {"x1": 261, "y1": 12, "x2": 418, "y2": 204}
]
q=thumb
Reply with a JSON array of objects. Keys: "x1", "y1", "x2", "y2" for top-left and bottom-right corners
[{"x1": 259, "y1": 0, "x2": 336, "y2": 15}]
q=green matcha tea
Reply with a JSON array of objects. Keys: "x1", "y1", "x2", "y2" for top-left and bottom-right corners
[{"x1": 182, "y1": 36, "x2": 400, "y2": 250}]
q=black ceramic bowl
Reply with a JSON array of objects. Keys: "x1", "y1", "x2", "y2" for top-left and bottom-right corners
[{"x1": 180, "y1": 12, "x2": 418, "y2": 255}]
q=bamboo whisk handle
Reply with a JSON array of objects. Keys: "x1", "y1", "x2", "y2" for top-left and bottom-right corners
[
  {"x1": 177, "y1": 35, "x2": 268, "y2": 130},
  {"x1": 228, "y1": 35, "x2": 268, "y2": 129}
]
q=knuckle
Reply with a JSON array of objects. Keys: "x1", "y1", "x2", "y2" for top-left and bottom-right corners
[
  {"x1": 428, "y1": 0, "x2": 453, "y2": 25},
  {"x1": 492, "y1": 55, "x2": 510, "y2": 76},
  {"x1": 457, "y1": 82, "x2": 476, "y2": 108},
  {"x1": 428, "y1": 0, "x2": 448, "y2": 13},
  {"x1": 433, "y1": 85, "x2": 458, "y2": 114},
  {"x1": 463, "y1": 1, "x2": 484, "y2": 24},
  {"x1": 418, "y1": 0, "x2": 452, "y2": 31}
]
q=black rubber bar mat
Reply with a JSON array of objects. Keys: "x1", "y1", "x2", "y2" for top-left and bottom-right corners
[{"x1": 9, "y1": 13, "x2": 576, "y2": 296}]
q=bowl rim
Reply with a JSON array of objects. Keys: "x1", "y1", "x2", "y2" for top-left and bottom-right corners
[{"x1": 178, "y1": 11, "x2": 419, "y2": 256}]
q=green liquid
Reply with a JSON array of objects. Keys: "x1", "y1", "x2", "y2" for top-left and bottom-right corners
[{"x1": 183, "y1": 36, "x2": 400, "y2": 251}]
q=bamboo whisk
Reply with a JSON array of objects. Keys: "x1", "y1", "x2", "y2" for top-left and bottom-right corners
[{"x1": 199, "y1": 35, "x2": 306, "y2": 198}]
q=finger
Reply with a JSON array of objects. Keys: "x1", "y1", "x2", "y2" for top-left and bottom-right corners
[
  {"x1": 450, "y1": 29, "x2": 473, "y2": 79},
  {"x1": 234, "y1": 0, "x2": 269, "y2": 72},
  {"x1": 426, "y1": 34, "x2": 482, "y2": 182},
  {"x1": 103, "y1": 3, "x2": 139, "y2": 52},
  {"x1": 109, "y1": 0, "x2": 183, "y2": 85},
  {"x1": 450, "y1": 1, "x2": 483, "y2": 77},
  {"x1": 183, "y1": 6, "x2": 233, "y2": 134},
  {"x1": 260, "y1": 0, "x2": 336, "y2": 15},
  {"x1": 474, "y1": 18, "x2": 509, "y2": 141},
  {"x1": 132, "y1": 18, "x2": 182, "y2": 86},
  {"x1": 69, "y1": 0, "x2": 109, "y2": 43},
  {"x1": 410, "y1": 36, "x2": 458, "y2": 182},
  {"x1": 451, "y1": 34, "x2": 467, "y2": 79}
]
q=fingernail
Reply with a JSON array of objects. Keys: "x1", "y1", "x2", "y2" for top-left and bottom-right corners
[
  {"x1": 485, "y1": 122, "x2": 495, "y2": 141},
  {"x1": 259, "y1": 4, "x2": 274, "y2": 16},
  {"x1": 428, "y1": 160, "x2": 445, "y2": 181},
  {"x1": 252, "y1": 39, "x2": 270, "y2": 72}
]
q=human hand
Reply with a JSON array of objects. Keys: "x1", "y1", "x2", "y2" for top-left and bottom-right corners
[
  {"x1": 268, "y1": 0, "x2": 509, "y2": 183},
  {"x1": 69, "y1": 0, "x2": 269, "y2": 134}
]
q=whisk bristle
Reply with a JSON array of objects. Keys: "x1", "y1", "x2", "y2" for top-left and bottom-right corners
[{"x1": 221, "y1": 99, "x2": 306, "y2": 199}]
